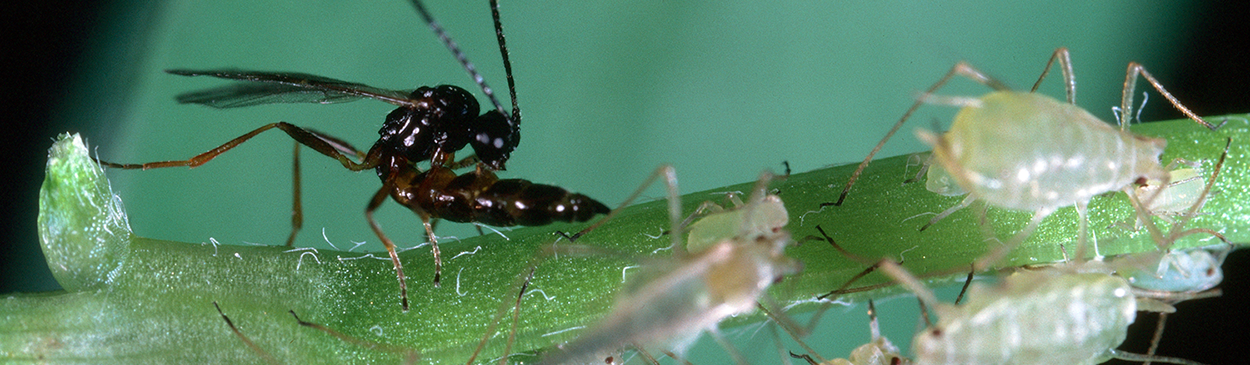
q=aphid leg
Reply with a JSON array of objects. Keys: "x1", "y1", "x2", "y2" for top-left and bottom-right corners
[
  {"x1": 676, "y1": 200, "x2": 732, "y2": 236},
  {"x1": 465, "y1": 266, "x2": 535, "y2": 365},
  {"x1": 660, "y1": 349, "x2": 694, "y2": 365},
  {"x1": 634, "y1": 347, "x2": 661, "y2": 365},
  {"x1": 213, "y1": 301, "x2": 280, "y2": 365},
  {"x1": 903, "y1": 153, "x2": 932, "y2": 184},
  {"x1": 918, "y1": 195, "x2": 977, "y2": 231},
  {"x1": 866, "y1": 299, "x2": 883, "y2": 340},
  {"x1": 762, "y1": 320, "x2": 793, "y2": 365},
  {"x1": 704, "y1": 329, "x2": 748, "y2": 365},
  {"x1": 758, "y1": 302, "x2": 824, "y2": 362},
  {"x1": 812, "y1": 224, "x2": 887, "y2": 299},
  {"x1": 1144, "y1": 312, "x2": 1170, "y2": 365},
  {"x1": 972, "y1": 206, "x2": 1057, "y2": 271},
  {"x1": 1130, "y1": 138, "x2": 1232, "y2": 250},
  {"x1": 1029, "y1": 48, "x2": 1077, "y2": 104},
  {"x1": 789, "y1": 351, "x2": 820, "y2": 365},
  {"x1": 1121, "y1": 62, "x2": 1224, "y2": 131},
  {"x1": 560, "y1": 165, "x2": 682, "y2": 252},
  {"x1": 834, "y1": 61, "x2": 1008, "y2": 207},
  {"x1": 1072, "y1": 200, "x2": 1093, "y2": 261},
  {"x1": 915, "y1": 296, "x2": 934, "y2": 330},
  {"x1": 288, "y1": 310, "x2": 419, "y2": 363},
  {"x1": 876, "y1": 259, "x2": 941, "y2": 317},
  {"x1": 953, "y1": 264, "x2": 975, "y2": 305},
  {"x1": 364, "y1": 183, "x2": 411, "y2": 311}
]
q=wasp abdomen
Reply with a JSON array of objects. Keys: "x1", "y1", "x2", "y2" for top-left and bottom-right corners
[
  {"x1": 412, "y1": 167, "x2": 608, "y2": 227},
  {"x1": 480, "y1": 179, "x2": 609, "y2": 226}
]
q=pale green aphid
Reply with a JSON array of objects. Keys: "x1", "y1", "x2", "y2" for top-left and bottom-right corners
[
  {"x1": 842, "y1": 48, "x2": 1222, "y2": 270},
  {"x1": 923, "y1": 161, "x2": 965, "y2": 197},
  {"x1": 1137, "y1": 167, "x2": 1205, "y2": 222},
  {"x1": 1115, "y1": 244, "x2": 1230, "y2": 293},
  {"x1": 534, "y1": 169, "x2": 801, "y2": 365},
  {"x1": 1114, "y1": 138, "x2": 1233, "y2": 294},
  {"x1": 877, "y1": 260, "x2": 1211, "y2": 365},
  {"x1": 684, "y1": 192, "x2": 788, "y2": 253}
]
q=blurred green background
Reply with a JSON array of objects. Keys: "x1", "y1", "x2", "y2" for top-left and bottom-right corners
[{"x1": 7, "y1": 1, "x2": 1249, "y2": 363}]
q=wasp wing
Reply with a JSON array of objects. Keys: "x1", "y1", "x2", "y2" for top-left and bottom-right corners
[{"x1": 167, "y1": 69, "x2": 417, "y2": 108}]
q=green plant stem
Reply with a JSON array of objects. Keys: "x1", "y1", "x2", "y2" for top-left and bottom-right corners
[{"x1": 5, "y1": 116, "x2": 1248, "y2": 364}]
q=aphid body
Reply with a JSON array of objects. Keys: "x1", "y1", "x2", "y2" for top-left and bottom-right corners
[
  {"x1": 535, "y1": 170, "x2": 800, "y2": 365},
  {"x1": 1112, "y1": 244, "x2": 1231, "y2": 294},
  {"x1": 837, "y1": 48, "x2": 1221, "y2": 268},
  {"x1": 878, "y1": 261, "x2": 1212, "y2": 365},
  {"x1": 919, "y1": 90, "x2": 1166, "y2": 213},
  {"x1": 1135, "y1": 167, "x2": 1205, "y2": 221},
  {"x1": 684, "y1": 193, "x2": 788, "y2": 253},
  {"x1": 917, "y1": 269, "x2": 1138, "y2": 365}
]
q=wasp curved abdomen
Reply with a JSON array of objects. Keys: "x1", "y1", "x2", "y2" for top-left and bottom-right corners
[
  {"x1": 479, "y1": 179, "x2": 609, "y2": 226},
  {"x1": 411, "y1": 166, "x2": 609, "y2": 227}
]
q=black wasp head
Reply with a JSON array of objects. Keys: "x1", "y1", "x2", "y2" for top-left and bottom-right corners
[{"x1": 470, "y1": 109, "x2": 520, "y2": 170}]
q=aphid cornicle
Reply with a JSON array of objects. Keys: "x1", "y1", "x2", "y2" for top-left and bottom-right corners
[
  {"x1": 95, "y1": 0, "x2": 610, "y2": 311},
  {"x1": 835, "y1": 48, "x2": 1222, "y2": 270}
]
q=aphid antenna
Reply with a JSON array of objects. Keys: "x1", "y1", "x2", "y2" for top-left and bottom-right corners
[
  {"x1": 834, "y1": 61, "x2": 1008, "y2": 207},
  {"x1": 288, "y1": 310, "x2": 418, "y2": 360},
  {"x1": 408, "y1": 0, "x2": 519, "y2": 125},
  {"x1": 1105, "y1": 348, "x2": 1212, "y2": 365},
  {"x1": 1119, "y1": 62, "x2": 1222, "y2": 131}
]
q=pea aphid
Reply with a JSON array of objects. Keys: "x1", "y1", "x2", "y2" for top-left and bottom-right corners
[
  {"x1": 530, "y1": 169, "x2": 800, "y2": 365},
  {"x1": 684, "y1": 191, "x2": 788, "y2": 254},
  {"x1": 876, "y1": 260, "x2": 1214, "y2": 365},
  {"x1": 840, "y1": 48, "x2": 1222, "y2": 271}
]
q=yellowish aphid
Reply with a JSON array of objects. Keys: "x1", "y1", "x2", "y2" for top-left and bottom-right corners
[
  {"x1": 838, "y1": 48, "x2": 1222, "y2": 270},
  {"x1": 786, "y1": 300, "x2": 913, "y2": 365},
  {"x1": 685, "y1": 192, "x2": 788, "y2": 253},
  {"x1": 923, "y1": 160, "x2": 965, "y2": 197}
]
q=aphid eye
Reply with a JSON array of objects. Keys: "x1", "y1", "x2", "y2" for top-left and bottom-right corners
[
  {"x1": 470, "y1": 110, "x2": 520, "y2": 170},
  {"x1": 1134, "y1": 176, "x2": 1150, "y2": 186},
  {"x1": 930, "y1": 328, "x2": 943, "y2": 337}
]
